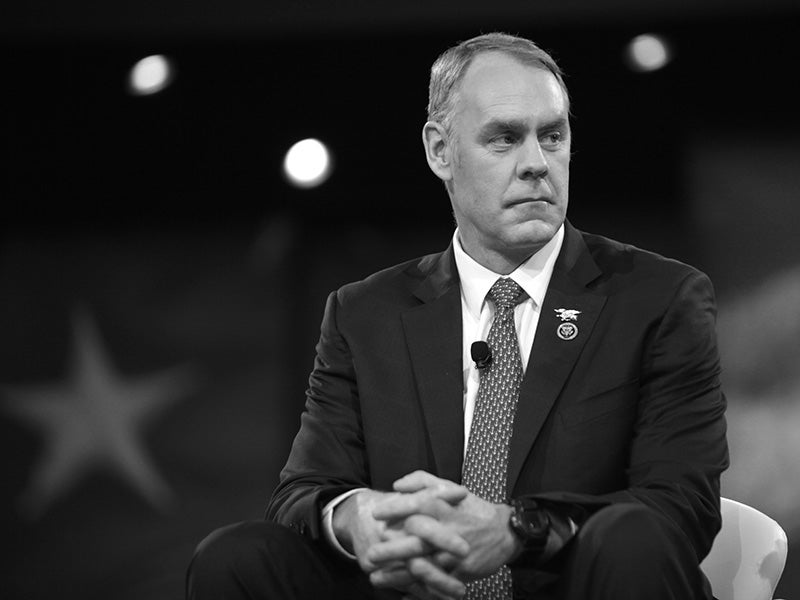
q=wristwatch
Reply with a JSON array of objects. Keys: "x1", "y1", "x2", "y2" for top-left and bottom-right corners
[{"x1": 508, "y1": 498, "x2": 550, "y2": 565}]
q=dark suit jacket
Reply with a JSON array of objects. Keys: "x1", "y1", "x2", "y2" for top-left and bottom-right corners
[{"x1": 266, "y1": 222, "x2": 728, "y2": 593}]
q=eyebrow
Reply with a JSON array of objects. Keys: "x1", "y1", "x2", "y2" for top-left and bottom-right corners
[
  {"x1": 479, "y1": 116, "x2": 569, "y2": 136},
  {"x1": 539, "y1": 117, "x2": 570, "y2": 132},
  {"x1": 479, "y1": 119, "x2": 528, "y2": 136}
]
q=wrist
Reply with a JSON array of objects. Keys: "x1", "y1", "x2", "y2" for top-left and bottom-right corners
[
  {"x1": 498, "y1": 503, "x2": 525, "y2": 563},
  {"x1": 332, "y1": 490, "x2": 379, "y2": 554},
  {"x1": 506, "y1": 498, "x2": 550, "y2": 566},
  {"x1": 332, "y1": 494, "x2": 359, "y2": 554}
]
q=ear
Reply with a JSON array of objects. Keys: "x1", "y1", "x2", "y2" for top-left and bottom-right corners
[{"x1": 422, "y1": 121, "x2": 453, "y2": 182}]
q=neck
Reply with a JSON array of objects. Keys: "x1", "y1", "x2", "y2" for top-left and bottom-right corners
[
  {"x1": 473, "y1": 250, "x2": 536, "y2": 275},
  {"x1": 458, "y1": 239, "x2": 538, "y2": 275}
]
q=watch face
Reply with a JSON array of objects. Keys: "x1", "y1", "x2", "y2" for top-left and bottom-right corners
[
  {"x1": 511, "y1": 500, "x2": 550, "y2": 541},
  {"x1": 523, "y1": 510, "x2": 549, "y2": 537}
]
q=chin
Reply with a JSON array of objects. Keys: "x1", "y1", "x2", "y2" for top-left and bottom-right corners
[{"x1": 507, "y1": 220, "x2": 561, "y2": 248}]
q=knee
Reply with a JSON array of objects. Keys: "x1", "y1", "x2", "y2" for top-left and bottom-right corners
[
  {"x1": 192, "y1": 522, "x2": 245, "y2": 570},
  {"x1": 562, "y1": 504, "x2": 707, "y2": 599},
  {"x1": 193, "y1": 520, "x2": 297, "y2": 569},
  {"x1": 187, "y1": 521, "x2": 292, "y2": 595},
  {"x1": 576, "y1": 504, "x2": 690, "y2": 572}
]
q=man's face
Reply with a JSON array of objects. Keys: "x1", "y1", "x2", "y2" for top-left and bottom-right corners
[{"x1": 445, "y1": 52, "x2": 571, "y2": 272}]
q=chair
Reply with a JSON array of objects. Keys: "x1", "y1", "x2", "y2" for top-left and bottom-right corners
[{"x1": 700, "y1": 497, "x2": 789, "y2": 600}]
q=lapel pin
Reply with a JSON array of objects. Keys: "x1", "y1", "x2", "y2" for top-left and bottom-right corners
[{"x1": 554, "y1": 308, "x2": 581, "y2": 341}]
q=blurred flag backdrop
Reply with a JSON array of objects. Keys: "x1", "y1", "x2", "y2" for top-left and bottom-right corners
[{"x1": 0, "y1": 226, "x2": 298, "y2": 599}]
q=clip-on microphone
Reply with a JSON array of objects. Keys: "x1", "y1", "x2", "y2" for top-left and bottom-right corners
[{"x1": 471, "y1": 341, "x2": 492, "y2": 369}]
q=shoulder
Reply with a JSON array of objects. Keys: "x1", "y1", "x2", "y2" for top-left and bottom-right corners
[
  {"x1": 333, "y1": 248, "x2": 450, "y2": 308},
  {"x1": 578, "y1": 229, "x2": 711, "y2": 290}
]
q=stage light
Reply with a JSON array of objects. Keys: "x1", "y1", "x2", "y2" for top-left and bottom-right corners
[
  {"x1": 128, "y1": 55, "x2": 173, "y2": 96},
  {"x1": 625, "y1": 34, "x2": 671, "y2": 72},
  {"x1": 283, "y1": 138, "x2": 332, "y2": 188}
]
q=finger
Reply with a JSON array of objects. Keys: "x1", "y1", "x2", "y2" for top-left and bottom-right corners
[
  {"x1": 392, "y1": 470, "x2": 445, "y2": 492},
  {"x1": 431, "y1": 485, "x2": 469, "y2": 505},
  {"x1": 370, "y1": 564, "x2": 417, "y2": 589},
  {"x1": 391, "y1": 480, "x2": 465, "y2": 505},
  {"x1": 432, "y1": 550, "x2": 461, "y2": 572},
  {"x1": 423, "y1": 585, "x2": 464, "y2": 600},
  {"x1": 366, "y1": 534, "x2": 434, "y2": 565},
  {"x1": 406, "y1": 582, "x2": 454, "y2": 600},
  {"x1": 393, "y1": 473, "x2": 468, "y2": 505},
  {"x1": 393, "y1": 472, "x2": 466, "y2": 497},
  {"x1": 402, "y1": 514, "x2": 469, "y2": 557},
  {"x1": 373, "y1": 490, "x2": 453, "y2": 521},
  {"x1": 371, "y1": 514, "x2": 468, "y2": 561},
  {"x1": 372, "y1": 567, "x2": 462, "y2": 600},
  {"x1": 406, "y1": 556, "x2": 466, "y2": 598},
  {"x1": 402, "y1": 587, "x2": 436, "y2": 600},
  {"x1": 373, "y1": 491, "x2": 435, "y2": 520},
  {"x1": 368, "y1": 532, "x2": 467, "y2": 567}
]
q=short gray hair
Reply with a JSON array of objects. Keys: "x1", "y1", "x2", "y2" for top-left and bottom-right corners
[{"x1": 427, "y1": 32, "x2": 569, "y2": 133}]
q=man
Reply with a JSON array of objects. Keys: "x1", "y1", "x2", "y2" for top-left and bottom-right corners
[{"x1": 187, "y1": 32, "x2": 728, "y2": 600}]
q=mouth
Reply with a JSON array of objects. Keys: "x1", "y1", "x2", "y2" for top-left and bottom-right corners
[{"x1": 506, "y1": 197, "x2": 552, "y2": 208}]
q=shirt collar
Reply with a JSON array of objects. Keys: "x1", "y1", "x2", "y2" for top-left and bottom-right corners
[{"x1": 453, "y1": 224, "x2": 565, "y2": 320}]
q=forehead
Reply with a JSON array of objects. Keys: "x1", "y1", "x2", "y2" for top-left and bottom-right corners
[{"x1": 454, "y1": 51, "x2": 568, "y2": 124}]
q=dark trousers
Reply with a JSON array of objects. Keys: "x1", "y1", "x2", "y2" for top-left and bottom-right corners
[{"x1": 186, "y1": 504, "x2": 713, "y2": 600}]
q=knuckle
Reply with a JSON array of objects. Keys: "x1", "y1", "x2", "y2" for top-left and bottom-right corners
[
  {"x1": 408, "y1": 515, "x2": 435, "y2": 537},
  {"x1": 433, "y1": 497, "x2": 451, "y2": 512},
  {"x1": 406, "y1": 514, "x2": 424, "y2": 529},
  {"x1": 408, "y1": 557, "x2": 430, "y2": 577},
  {"x1": 358, "y1": 557, "x2": 373, "y2": 572}
]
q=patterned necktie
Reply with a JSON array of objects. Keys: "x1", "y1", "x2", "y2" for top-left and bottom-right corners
[{"x1": 462, "y1": 277, "x2": 525, "y2": 600}]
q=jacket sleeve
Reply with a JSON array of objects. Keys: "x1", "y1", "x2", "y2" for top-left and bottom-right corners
[
  {"x1": 517, "y1": 270, "x2": 728, "y2": 566},
  {"x1": 606, "y1": 270, "x2": 729, "y2": 556},
  {"x1": 265, "y1": 289, "x2": 369, "y2": 541}
]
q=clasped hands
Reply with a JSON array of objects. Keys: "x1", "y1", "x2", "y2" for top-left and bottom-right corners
[{"x1": 334, "y1": 470, "x2": 519, "y2": 600}]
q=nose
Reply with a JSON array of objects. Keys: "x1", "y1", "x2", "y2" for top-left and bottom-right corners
[{"x1": 516, "y1": 138, "x2": 548, "y2": 180}]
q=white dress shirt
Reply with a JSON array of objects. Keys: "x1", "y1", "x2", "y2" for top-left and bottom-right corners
[
  {"x1": 321, "y1": 225, "x2": 565, "y2": 557},
  {"x1": 454, "y1": 226, "x2": 564, "y2": 452}
]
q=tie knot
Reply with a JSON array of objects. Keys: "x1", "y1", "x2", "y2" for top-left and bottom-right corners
[{"x1": 488, "y1": 277, "x2": 525, "y2": 311}]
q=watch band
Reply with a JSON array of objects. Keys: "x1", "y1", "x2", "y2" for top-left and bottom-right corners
[{"x1": 508, "y1": 498, "x2": 550, "y2": 565}]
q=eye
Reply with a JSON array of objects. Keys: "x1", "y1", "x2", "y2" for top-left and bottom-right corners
[
  {"x1": 540, "y1": 131, "x2": 564, "y2": 148},
  {"x1": 490, "y1": 132, "x2": 517, "y2": 147}
]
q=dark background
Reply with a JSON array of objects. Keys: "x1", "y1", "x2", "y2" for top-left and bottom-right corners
[{"x1": 2, "y1": 1, "x2": 799, "y2": 598}]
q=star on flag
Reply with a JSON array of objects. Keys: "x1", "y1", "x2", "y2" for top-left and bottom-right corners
[{"x1": 1, "y1": 308, "x2": 196, "y2": 519}]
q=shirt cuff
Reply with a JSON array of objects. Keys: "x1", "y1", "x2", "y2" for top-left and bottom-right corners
[{"x1": 321, "y1": 488, "x2": 369, "y2": 560}]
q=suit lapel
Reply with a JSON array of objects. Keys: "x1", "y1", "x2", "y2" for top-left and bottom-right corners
[
  {"x1": 401, "y1": 246, "x2": 465, "y2": 483},
  {"x1": 507, "y1": 224, "x2": 608, "y2": 494}
]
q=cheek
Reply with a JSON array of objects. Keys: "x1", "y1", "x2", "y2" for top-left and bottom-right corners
[
  {"x1": 451, "y1": 158, "x2": 513, "y2": 214},
  {"x1": 551, "y1": 158, "x2": 571, "y2": 185}
]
